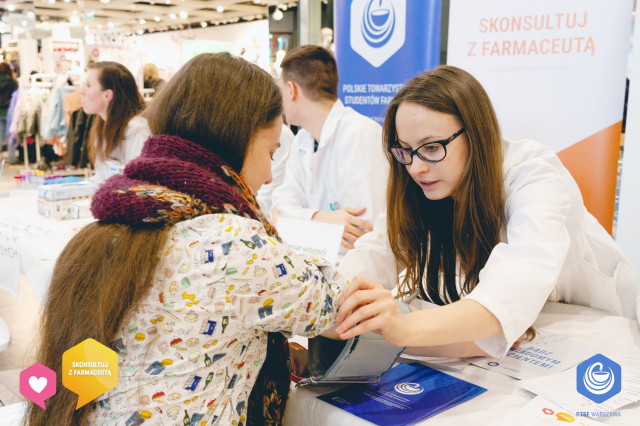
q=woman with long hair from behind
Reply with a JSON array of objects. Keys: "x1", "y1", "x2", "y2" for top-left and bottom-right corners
[
  {"x1": 81, "y1": 61, "x2": 150, "y2": 183},
  {"x1": 24, "y1": 53, "x2": 350, "y2": 426},
  {"x1": 335, "y1": 65, "x2": 640, "y2": 358}
]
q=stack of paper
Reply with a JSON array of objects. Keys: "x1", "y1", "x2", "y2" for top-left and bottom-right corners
[
  {"x1": 472, "y1": 330, "x2": 599, "y2": 380},
  {"x1": 399, "y1": 354, "x2": 469, "y2": 372},
  {"x1": 520, "y1": 354, "x2": 640, "y2": 415}
]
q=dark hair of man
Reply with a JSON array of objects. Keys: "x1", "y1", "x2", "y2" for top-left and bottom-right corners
[{"x1": 280, "y1": 45, "x2": 338, "y2": 102}]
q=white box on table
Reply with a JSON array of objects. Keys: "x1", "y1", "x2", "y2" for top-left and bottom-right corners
[
  {"x1": 37, "y1": 181, "x2": 98, "y2": 202},
  {"x1": 38, "y1": 198, "x2": 93, "y2": 221}
]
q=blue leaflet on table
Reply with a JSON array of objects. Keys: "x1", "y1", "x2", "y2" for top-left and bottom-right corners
[{"x1": 317, "y1": 363, "x2": 487, "y2": 426}]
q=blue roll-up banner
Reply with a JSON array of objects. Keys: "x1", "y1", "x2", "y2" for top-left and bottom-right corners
[{"x1": 335, "y1": 0, "x2": 442, "y2": 124}]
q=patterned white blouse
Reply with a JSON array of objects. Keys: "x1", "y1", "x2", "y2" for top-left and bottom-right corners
[{"x1": 88, "y1": 213, "x2": 347, "y2": 426}]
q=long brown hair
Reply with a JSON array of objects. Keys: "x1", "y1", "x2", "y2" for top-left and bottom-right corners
[
  {"x1": 24, "y1": 53, "x2": 283, "y2": 426},
  {"x1": 145, "y1": 52, "x2": 282, "y2": 172},
  {"x1": 385, "y1": 66, "x2": 535, "y2": 339},
  {"x1": 87, "y1": 61, "x2": 145, "y2": 163}
]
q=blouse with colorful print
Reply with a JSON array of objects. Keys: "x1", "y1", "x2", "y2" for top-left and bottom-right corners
[{"x1": 88, "y1": 213, "x2": 347, "y2": 426}]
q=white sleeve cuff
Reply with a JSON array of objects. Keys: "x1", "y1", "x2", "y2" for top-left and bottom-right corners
[{"x1": 474, "y1": 332, "x2": 510, "y2": 358}]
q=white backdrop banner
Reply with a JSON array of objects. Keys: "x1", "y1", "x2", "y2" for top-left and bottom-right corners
[{"x1": 447, "y1": 0, "x2": 633, "y2": 232}]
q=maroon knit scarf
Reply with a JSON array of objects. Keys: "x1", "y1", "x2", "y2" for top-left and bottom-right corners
[{"x1": 91, "y1": 134, "x2": 278, "y2": 240}]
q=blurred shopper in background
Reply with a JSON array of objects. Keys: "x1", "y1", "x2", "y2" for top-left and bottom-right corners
[{"x1": 81, "y1": 61, "x2": 150, "y2": 183}]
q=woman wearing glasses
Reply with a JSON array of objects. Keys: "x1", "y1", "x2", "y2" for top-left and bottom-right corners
[{"x1": 334, "y1": 65, "x2": 640, "y2": 359}]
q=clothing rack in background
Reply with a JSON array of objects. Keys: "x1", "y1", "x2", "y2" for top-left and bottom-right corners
[
  {"x1": 21, "y1": 74, "x2": 57, "y2": 169},
  {"x1": 30, "y1": 73, "x2": 57, "y2": 89}
]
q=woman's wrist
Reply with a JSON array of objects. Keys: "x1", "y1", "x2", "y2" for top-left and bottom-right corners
[{"x1": 397, "y1": 311, "x2": 423, "y2": 347}]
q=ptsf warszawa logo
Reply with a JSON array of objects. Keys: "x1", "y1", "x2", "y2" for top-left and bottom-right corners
[{"x1": 576, "y1": 354, "x2": 621, "y2": 404}]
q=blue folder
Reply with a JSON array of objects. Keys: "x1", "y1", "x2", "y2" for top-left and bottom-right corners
[{"x1": 317, "y1": 363, "x2": 487, "y2": 426}]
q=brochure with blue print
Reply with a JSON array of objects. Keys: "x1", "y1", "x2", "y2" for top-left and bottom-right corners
[{"x1": 317, "y1": 363, "x2": 487, "y2": 426}]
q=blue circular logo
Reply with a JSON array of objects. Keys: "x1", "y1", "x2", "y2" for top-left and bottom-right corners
[
  {"x1": 488, "y1": 362, "x2": 500, "y2": 367},
  {"x1": 362, "y1": 0, "x2": 396, "y2": 48}
]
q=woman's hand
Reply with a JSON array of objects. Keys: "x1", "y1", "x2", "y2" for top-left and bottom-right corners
[{"x1": 334, "y1": 276, "x2": 411, "y2": 346}]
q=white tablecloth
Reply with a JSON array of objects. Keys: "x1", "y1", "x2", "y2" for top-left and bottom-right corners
[
  {"x1": 0, "y1": 190, "x2": 94, "y2": 302},
  {"x1": 283, "y1": 302, "x2": 640, "y2": 426}
]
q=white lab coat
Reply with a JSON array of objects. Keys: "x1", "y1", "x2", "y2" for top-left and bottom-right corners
[
  {"x1": 90, "y1": 116, "x2": 151, "y2": 184},
  {"x1": 339, "y1": 138, "x2": 640, "y2": 358},
  {"x1": 256, "y1": 124, "x2": 295, "y2": 213},
  {"x1": 271, "y1": 100, "x2": 389, "y2": 249}
]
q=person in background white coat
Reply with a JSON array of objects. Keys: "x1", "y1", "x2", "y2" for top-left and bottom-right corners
[
  {"x1": 334, "y1": 66, "x2": 640, "y2": 359},
  {"x1": 81, "y1": 61, "x2": 151, "y2": 183},
  {"x1": 270, "y1": 45, "x2": 388, "y2": 250},
  {"x1": 256, "y1": 123, "x2": 294, "y2": 213}
]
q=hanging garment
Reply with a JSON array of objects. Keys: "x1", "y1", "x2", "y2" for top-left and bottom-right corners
[
  {"x1": 42, "y1": 86, "x2": 75, "y2": 140},
  {"x1": 64, "y1": 109, "x2": 95, "y2": 167}
]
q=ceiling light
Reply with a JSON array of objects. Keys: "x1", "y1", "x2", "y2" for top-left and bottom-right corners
[
  {"x1": 99, "y1": 0, "x2": 111, "y2": 3},
  {"x1": 166, "y1": 0, "x2": 171, "y2": 3},
  {"x1": 154, "y1": 16, "x2": 160, "y2": 22},
  {"x1": 7, "y1": 5, "x2": 15, "y2": 11},
  {"x1": 21, "y1": 20, "x2": 27, "y2": 26},
  {"x1": 170, "y1": 13, "x2": 176, "y2": 19},
  {"x1": 27, "y1": 11, "x2": 34, "y2": 18},
  {"x1": 139, "y1": 19, "x2": 146, "y2": 24},
  {"x1": 280, "y1": 4, "x2": 288, "y2": 11},
  {"x1": 64, "y1": 0, "x2": 70, "y2": 2},
  {"x1": 70, "y1": 16, "x2": 79, "y2": 25},
  {"x1": 108, "y1": 22, "x2": 114, "y2": 28},
  {"x1": 217, "y1": 6, "x2": 224, "y2": 12},
  {"x1": 180, "y1": 11, "x2": 187, "y2": 19},
  {"x1": 48, "y1": 0, "x2": 55, "y2": 3},
  {"x1": 73, "y1": 10, "x2": 77, "y2": 14},
  {"x1": 138, "y1": 29, "x2": 144, "y2": 34},
  {"x1": 201, "y1": 21, "x2": 207, "y2": 27},
  {"x1": 272, "y1": 8, "x2": 283, "y2": 21}
]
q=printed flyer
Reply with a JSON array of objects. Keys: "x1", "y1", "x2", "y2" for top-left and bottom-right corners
[{"x1": 318, "y1": 363, "x2": 487, "y2": 426}]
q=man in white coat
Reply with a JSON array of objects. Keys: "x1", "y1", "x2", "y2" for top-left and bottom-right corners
[{"x1": 271, "y1": 45, "x2": 388, "y2": 250}]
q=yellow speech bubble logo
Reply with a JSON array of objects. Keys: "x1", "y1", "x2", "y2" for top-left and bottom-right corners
[
  {"x1": 62, "y1": 338, "x2": 118, "y2": 409},
  {"x1": 556, "y1": 412, "x2": 575, "y2": 422}
]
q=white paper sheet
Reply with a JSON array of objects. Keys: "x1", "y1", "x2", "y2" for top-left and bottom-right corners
[
  {"x1": 472, "y1": 330, "x2": 599, "y2": 380},
  {"x1": 520, "y1": 353, "x2": 640, "y2": 416},
  {"x1": 398, "y1": 354, "x2": 470, "y2": 372},
  {"x1": 275, "y1": 217, "x2": 344, "y2": 266},
  {"x1": 487, "y1": 396, "x2": 606, "y2": 426}
]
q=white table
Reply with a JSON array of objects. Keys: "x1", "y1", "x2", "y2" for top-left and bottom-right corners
[
  {"x1": 0, "y1": 189, "x2": 93, "y2": 354},
  {"x1": 0, "y1": 189, "x2": 94, "y2": 303},
  {"x1": 283, "y1": 302, "x2": 640, "y2": 426}
]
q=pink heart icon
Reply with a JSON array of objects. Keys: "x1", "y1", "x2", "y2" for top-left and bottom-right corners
[{"x1": 20, "y1": 363, "x2": 56, "y2": 409}]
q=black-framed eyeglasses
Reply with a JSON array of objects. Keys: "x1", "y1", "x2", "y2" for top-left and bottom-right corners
[{"x1": 388, "y1": 128, "x2": 466, "y2": 165}]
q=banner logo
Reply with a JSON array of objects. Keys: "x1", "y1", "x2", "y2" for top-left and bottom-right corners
[
  {"x1": 576, "y1": 354, "x2": 621, "y2": 403},
  {"x1": 394, "y1": 382, "x2": 424, "y2": 395},
  {"x1": 362, "y1": 0, "x2": 396, "y2": 47},
  {"x1": 351, "y1": 0, "x2": 406, "y2": 67}
]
